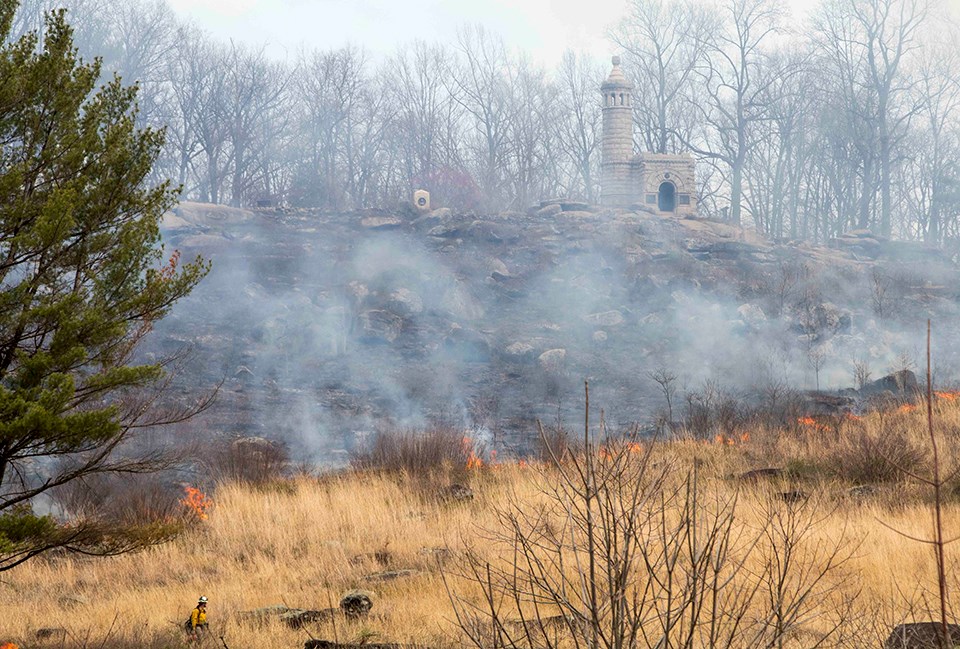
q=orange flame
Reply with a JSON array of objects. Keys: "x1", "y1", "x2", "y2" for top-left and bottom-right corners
[
  {"x1": 935, "y1": 391, "x2": 960, "y2": 401},
  {"x1": 797, "y1": 417, "x2": 817, "y2": 427},
  {"x1": 739, "y1": 432, "x2": 750, "y2": 443},
  {"x1": 2, "y1": 643, "x2": 20, "y2": 649},
  {"x1": 180, "y1": 486, "x2": 212, "y2": 521},
  {"x1": 517, "y1": 459, "x2": 528, "y2": 469},
  {"x1": 896, "y1": 404, "x2": 917, "y2": 414},
  {"x1": 845, "y1": 413, "x2": 862, "y2": 421}
]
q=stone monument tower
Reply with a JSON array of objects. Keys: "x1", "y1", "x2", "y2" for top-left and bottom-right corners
[
  {"x1": 600, "y1": 56, "x2": 698, "y2": 216},
  {"x1": 600, "y1": 56, "x2": 634, "y2": 208}
]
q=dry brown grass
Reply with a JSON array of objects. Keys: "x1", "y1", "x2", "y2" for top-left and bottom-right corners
[{"x1": 2, "y1": 400, "x2": 960, "y2": 648}]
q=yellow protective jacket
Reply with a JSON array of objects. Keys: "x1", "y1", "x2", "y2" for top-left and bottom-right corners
[{"x1": 190, "y1": 607, "x2": 208, "y2": 630}]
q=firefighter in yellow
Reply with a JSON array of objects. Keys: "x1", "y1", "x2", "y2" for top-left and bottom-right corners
[{"x1": 187, "y1": 596, "x2": 209, "y2": 639}]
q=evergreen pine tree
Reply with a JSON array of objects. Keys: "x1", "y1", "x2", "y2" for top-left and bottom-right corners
[{"x1": 0, "y1": 2, "x2": 208, "y2": 570}]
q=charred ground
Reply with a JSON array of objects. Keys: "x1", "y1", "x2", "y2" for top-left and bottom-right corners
[{"x1": 149, "y1": 202, "x2": 960, "y2": 461}]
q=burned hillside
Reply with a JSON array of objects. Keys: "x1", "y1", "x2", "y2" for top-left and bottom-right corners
[{"x1": 150, "y1": 202, "x2": 960, "y2": 461}]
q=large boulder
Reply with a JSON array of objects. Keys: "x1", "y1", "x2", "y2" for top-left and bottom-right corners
[
  {"x1": 793, "y1": 302, "x2": 851, "y2": 340},
  {"x1": 859, "y1": 370, "x2": 920, "y2": 399}
]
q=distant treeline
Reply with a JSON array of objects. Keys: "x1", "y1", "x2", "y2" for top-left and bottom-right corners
[{"x1": 9, "y1": 0, "x2": 960, "y2": 249}]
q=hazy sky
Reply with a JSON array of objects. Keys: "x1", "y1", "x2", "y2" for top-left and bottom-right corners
[
  {"x1": 166, "y1": 0, "x2": 960, "y2": 66},
  {"x1": 165, "y1": 0, "x2": 814, "y2": 64}
]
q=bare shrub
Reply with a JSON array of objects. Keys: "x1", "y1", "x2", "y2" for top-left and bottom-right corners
[
  {"x1": 534, "y1": 424, "x2": 582, "y2": 463},
  {"x1": 350, "y1": 425, "x2": 480, "y2": 478},
  {"x1": 683, "y1": 379, "x2": 748, "y2": 438},
  {"x1": 830, "y1": 425, "x2": 927, "y2": 484},
  {"x1": 201, "y1": 436, "x2": 289, "y2": 485},
  {"x1": 446, "y1": 384, "x2": 855, "y2": 649},
  {"x1": 51, "y1": 474, "x2": 187, "y2": 526}
]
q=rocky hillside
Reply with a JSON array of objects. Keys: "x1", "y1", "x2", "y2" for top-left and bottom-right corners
[{"x1": 150, "y1": 201, "x2": 960, "y2": 461}]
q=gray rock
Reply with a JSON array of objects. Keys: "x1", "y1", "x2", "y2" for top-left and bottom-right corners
[
  {"x1": 280, "y1": 608, "x2": 335, "y2": 629},
  {"x1": 505, "y1": 341, "x2": 536, "y2": 358},
  {"x1": 360, "y1": 215, "x2": 403, "y2": 230},
  {"x1": 340, "y1": 590, "x2": 374, "y2": 618},
  {"x1": 361, "y1": 569, "x2": 418, "y2": 582},
  {"x1": 583, "y1": 310, "x2": 624, "y2": 327},
  {"x1": 536, "y1": 204, "x2": 563, "y2": 217},
  {"x1": 859, "y1": 370, "x2": 919, "y2": 398},
  {"x1": 538, "y1": 348, "x2": 567, "y2": 373},
  {"x1": 236, "y1": 605, "x2": 294, "y2": 625},
  {"x1": 428, "y1": 223, "x2": 463, "y2": 238},
  {"x1": 358, "y1": 310, "x2": 404, "y2": 343},
  {"x1": 739, "y1": 468, "x2": 783, "y2": 482},
  {"x1": 387, "y1": 288, "x2": 424, "y2": 316},
  {"x1": 794, "y1": 302, "x2": 851, "y2": 340},
  {"x1": 305, "y1": 642, "x2": 400, "y2": 649},
  {"x1": 737, "y1": 303, "x2": 767, "y2": 329},
  {"x1": 884, "y1": 622, "x2": 960, "y2": 648}
]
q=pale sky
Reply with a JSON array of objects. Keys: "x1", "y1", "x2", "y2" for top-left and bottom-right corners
[
  {"x1": 167, "y1": 0, "x2": 960, "y2": 65},
  {"x1": 162, "y1": 0, "x2": 770, "y2": 64}
]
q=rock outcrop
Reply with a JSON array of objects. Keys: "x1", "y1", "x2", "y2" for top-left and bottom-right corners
[{"x1": 152, "y1": 202, "x2": 960, "y2": 456}]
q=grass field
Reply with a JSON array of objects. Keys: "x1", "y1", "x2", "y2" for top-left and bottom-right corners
[{"x1": 3, "y1": 398, "x2": 960, "y2": 649}]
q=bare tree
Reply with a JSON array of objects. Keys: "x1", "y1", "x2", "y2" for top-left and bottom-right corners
[
  {"x1": 554, "y1": 50, "x2": 603, "y2": 202},
  {"x1": 612, "y1": 0, "x2": 710, "y2": 154},
  {"x1": 293, "y1": 45, "x2": 366, "y2": 208},
  {"x1": 449, "y1": 25, "x2": 516, "y2": 211},
  {"x1": 685, "y1": 0, "x2": 788, "y2": 227},
  {"x1": 813, "y1": 0, "x2": 929, "y2": 236}
]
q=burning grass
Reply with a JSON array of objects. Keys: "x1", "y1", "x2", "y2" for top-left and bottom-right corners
[{"x1": 2, "y1": 398, "x2": 960, "y2": 648}]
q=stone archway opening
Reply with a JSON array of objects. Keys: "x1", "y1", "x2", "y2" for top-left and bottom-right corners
[{"x1": 658, "y1": 181, "x2": 676, "y2": 212}]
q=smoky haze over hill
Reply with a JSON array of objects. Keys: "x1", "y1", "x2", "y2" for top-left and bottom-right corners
[{"x1": 150, "y1": 203, "x2": 960, "y2": 462}]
